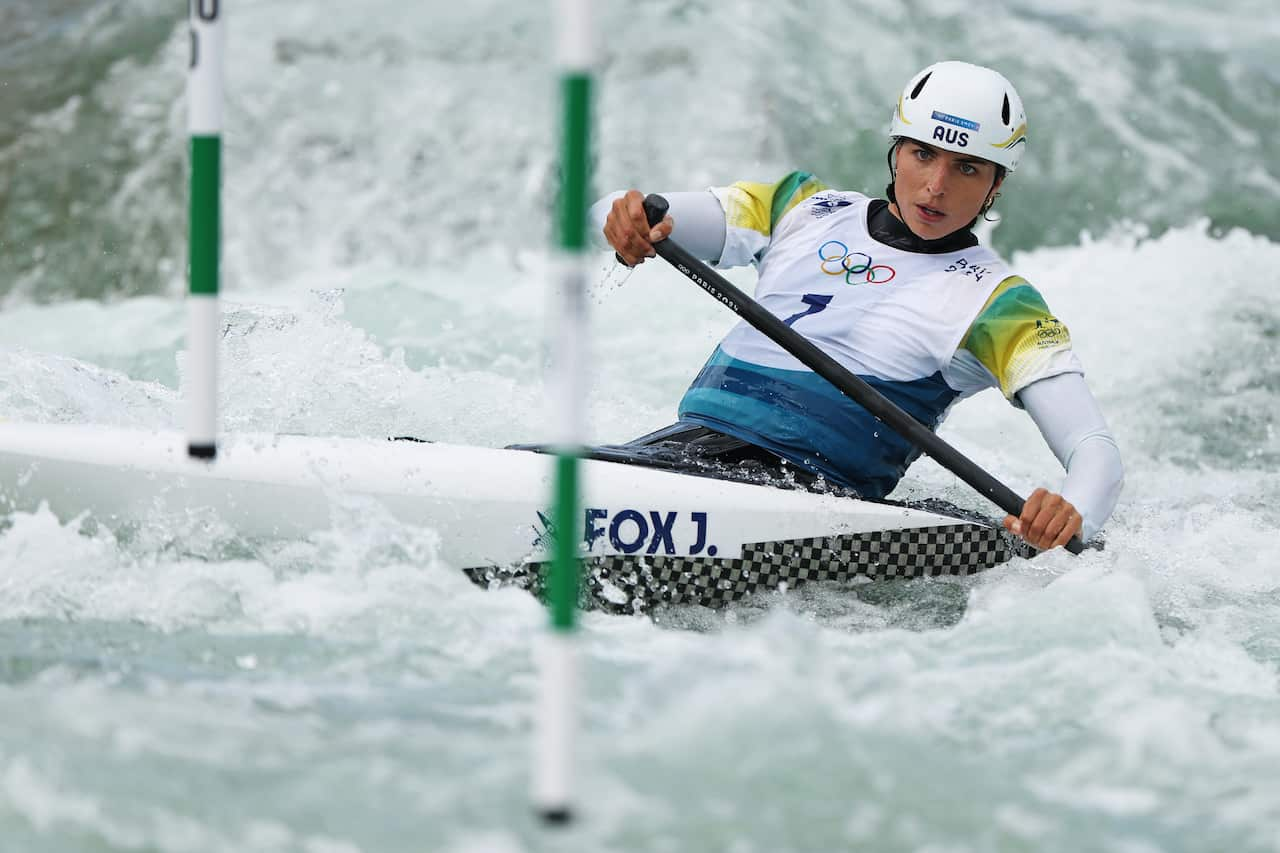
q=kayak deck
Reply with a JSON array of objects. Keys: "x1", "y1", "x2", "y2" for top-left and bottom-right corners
[
  {"x1": 477, "y1": 436, "x2": 1027, "y2": 612},
  {"x1": 0, "y1": 424, "x2": 1030, "y2": 614}
]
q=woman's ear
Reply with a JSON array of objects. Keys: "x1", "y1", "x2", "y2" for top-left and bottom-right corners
[{"x1": 984, "y1": 174, "x2": 1005, "y2": 210}]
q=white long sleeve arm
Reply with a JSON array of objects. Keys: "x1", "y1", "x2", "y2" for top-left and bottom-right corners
[
  {"x1": 1016, "y1": 372, "x2": 1124, "y2": 542},
  {"x1": 588, "y1": 190, "x2": 728, "y2": 263}
]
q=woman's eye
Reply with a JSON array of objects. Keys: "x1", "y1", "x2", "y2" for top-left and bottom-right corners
[
  {"x1": 914, "y1": 148, "x2": 930, "y2": 160},
  {"x1": 959, "y1": 164, "x2": 976, "y2": 175}
]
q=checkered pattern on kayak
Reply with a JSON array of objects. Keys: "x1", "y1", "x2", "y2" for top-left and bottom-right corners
[{"x1": 462, "y1": 522, "x2": 1017, "y2": 614}]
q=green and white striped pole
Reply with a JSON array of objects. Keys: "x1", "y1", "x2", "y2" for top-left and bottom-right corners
[
  {"x1": 187, "y1": 0, "x2": 222, "y2": 460},
  {"x1": 534, "y1": 0, "x2": 593, "y2": 826}
]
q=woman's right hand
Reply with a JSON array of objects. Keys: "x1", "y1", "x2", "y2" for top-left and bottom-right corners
[{"x1": 602, "y1": 189, "x2": 674, "y2": 267}]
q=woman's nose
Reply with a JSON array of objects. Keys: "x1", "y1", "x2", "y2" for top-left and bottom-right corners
[{"x1": 924, "y1": 162, "x2": 948, "y2": 196}]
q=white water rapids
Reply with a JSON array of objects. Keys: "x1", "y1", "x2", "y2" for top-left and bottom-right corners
[{"x1": 1, "y1": 1, "x2": 1278, "y2": 851}]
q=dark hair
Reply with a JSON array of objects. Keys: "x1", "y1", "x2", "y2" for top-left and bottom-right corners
[{"x1": 885, "y1": 138, "x2": 1006, "y2": 230}]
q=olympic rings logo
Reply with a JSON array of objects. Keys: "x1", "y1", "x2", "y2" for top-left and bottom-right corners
[{"x1": 817, "y1": 241, "x2": 896, "y2": 285}]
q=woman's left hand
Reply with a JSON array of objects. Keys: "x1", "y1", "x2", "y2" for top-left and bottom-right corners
[{"x1": 1003, "y1": 487, "x2": 1083, "y2": 551}]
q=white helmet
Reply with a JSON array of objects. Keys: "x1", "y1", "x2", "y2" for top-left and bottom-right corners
[{"x1": 889, "y1": 61, "x2": 1028, "y2": 172}]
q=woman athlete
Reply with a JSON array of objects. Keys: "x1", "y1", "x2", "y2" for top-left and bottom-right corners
[{"x1": 592, "y1": 61, "x2": 1123, "y2": 552}]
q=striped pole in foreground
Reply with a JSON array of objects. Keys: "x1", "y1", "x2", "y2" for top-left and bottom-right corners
[
  {"x1": 187, "y1": 0, "x2": 223, "y2": 460},
  {"x1": 534, "y1": 0, "x2": 593, "y2": 826}
]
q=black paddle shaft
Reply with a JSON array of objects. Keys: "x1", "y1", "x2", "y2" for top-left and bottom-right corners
[{"x1": 638, "y1": 193, "x2": 1084, "y2": 555}]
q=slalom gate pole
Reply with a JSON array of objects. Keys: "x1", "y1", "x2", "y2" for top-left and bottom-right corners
[
  {"x1": 187, "y1": 0, "x2": 223, "y2": 460},
  {"x1": 534, "y1": 0, "x2": 593, "y2": 826}
]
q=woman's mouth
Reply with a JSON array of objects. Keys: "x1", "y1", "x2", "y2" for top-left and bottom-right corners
[{"x1": 916, "y1": 203, "x2": 946, "y2": 223}]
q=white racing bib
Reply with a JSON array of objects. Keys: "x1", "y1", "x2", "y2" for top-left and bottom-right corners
[{"x1": 717, "y1": 190, "x2": 1010, "y2": 383}]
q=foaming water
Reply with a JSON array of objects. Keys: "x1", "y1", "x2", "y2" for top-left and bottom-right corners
[
  {"x1": 1, "y1": 216, "x2": 1277, "y2": 850},
  {"x1": 2, "y1": 0, "x2": 1277, "y2": 302},
  {"x1": 1, "y1": 0, "x2": 1279, "y2": 850}
]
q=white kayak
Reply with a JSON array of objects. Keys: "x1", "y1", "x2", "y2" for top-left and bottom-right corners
[{"x1": 0, "y1": 422, "x2": 1020, "y2": 612}]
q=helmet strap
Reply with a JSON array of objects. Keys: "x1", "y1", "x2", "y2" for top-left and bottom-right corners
[{"x1": 884, "y1": 139, "x2": 903, "y2": 206}]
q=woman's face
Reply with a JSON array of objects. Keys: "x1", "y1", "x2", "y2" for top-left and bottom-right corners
[{"x1": 890, "y1": 140, "x2": 1003, "y2": 240}]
